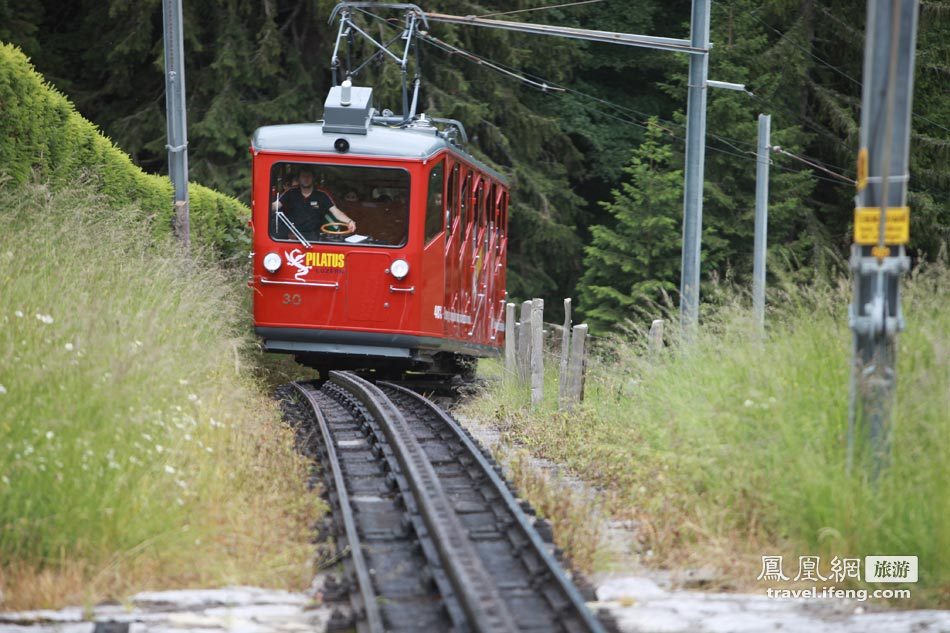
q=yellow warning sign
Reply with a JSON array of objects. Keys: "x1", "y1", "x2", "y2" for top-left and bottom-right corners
[
  {"x1": 856, "y1": 148, "x2": 868, "y2": 192},
  {"x1": 853, "y1": 207, "x2": 910, "y2": 245}
]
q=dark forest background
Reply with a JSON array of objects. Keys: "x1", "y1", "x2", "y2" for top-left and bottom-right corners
[{"x1": 2, "y1": 0, "x2": 947, "y2": 328}]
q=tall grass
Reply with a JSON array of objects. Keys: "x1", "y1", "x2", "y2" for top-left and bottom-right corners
[
  {"x1": 0, "y1": 183, "x2": 319, "y2": 609},
  {"x1": 463, "y1": 265, "x2": 949, "y2": 606}
]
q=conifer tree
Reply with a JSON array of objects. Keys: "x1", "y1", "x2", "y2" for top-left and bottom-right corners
[{"x1": 579, "y1": 121, "x2": 682, "y2": 329}]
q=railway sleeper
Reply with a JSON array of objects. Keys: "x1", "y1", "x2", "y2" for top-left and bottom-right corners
[{"x1": 287, "y1": 377, "x2": 607, "y2": 633}]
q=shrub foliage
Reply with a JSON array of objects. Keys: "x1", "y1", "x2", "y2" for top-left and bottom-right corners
[{"x1": 0, "y1": 43, "x2": 248, "y2": 257}]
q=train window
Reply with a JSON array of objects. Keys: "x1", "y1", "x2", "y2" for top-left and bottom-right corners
[
  {"x1": 446, "y1": 163, "x2": 458, "y2": 235},
  {"x1": 425, "y1": 160, "x2": 444, "y2": 244},
  {"x1": 460, "y1": 170, "x2": 472, "y2": 231},
  {"x1": 477, "y1": 181, "x2": 487, "y2": 230},
  {"x1": 488, "y1": 183, "x2": 496, "y2": 230},
  {"x1": 500, "y1": 191, "x2": 508, "y2": 241},
  {"x1": 269, "y1": 161, "x2": 410, "y2": 247}
]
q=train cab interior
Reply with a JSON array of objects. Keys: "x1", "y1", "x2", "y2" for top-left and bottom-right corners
[{"x1": 269, "y1": 161, "x2": 411, "y2": 247}]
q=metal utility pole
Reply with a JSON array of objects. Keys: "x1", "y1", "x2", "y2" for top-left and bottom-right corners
[
  {"x1": 162, "y1": 0, "x2": 190, "y2": 250},
  {"x1": 848, "y1": 0, "x2": 918, "y2": 474},
  {"x1": 753, "y1": 113, "x2": 771, "y2": 329},
  {"x1": 679, "y1": 0, "x2": 712, "y2": 333}
]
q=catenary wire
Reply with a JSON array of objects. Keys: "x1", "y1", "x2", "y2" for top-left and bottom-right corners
[
  {"x1": 716, "y1": 0, "x2": 950, "y2": 136},
  {"x1": 355, "y1": 6, "x2": 856, "y2": 187},
  {"x1": 478, "y1": 0, "x2": 605, "y2": 19}
]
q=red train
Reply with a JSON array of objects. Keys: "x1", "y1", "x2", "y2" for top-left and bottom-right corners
[{"x1": 250, "y1": 83, "x2": 509, "y2": 376}]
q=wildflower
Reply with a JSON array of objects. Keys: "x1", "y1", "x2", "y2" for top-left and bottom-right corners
[
  {"x1": 743, "y1": 399, "x2": 754, "y2": 407},
  {"x1": 205, "y1": 447, "x2": 213, "y2": 454},
  {"x1": 155, "y1": 444, "x2": 164, "y2": 453},
  {"x1": 175, "y1": 478, "x2": 187, "y2": 489},
  {"x1": 64, "y1": 342, "x2": 74, "y2": 351},
  {"x1": 187, "y1": 394, "x2": 199, "y2": 403},
  {"x1": 0, "y1": 385, "x2": 6, "y2": 395},
  {"x1": 176, "y1": 497, "x2": 185, "y2": 506},
  {"x1": 178, "y1": 379, "x2": 189, "y2": 386},
  {"x1": 183, "y1": 434, "x2": 192, "y2": 441},
  {"x1": 14, "y1": 310, "x2": 23, "y2": 318},
  {"x1": 1, "y1": 475, "x2": 9, "y2": 485},
  {"x1": 164, "y1": 464, "x2": 176, "y2": 474},
  {"x1": 134, "y1": 340, "x2": 143, "y2": 347},
  {"x1": 142, "y1": 433, "x2": 153, "y2": 442},
  {"x1": 35, "y1": 313, "x2": 54, "y2": 324},
  {"x1": 45, "y1": 431, "x2": 54, "y2": 440}
]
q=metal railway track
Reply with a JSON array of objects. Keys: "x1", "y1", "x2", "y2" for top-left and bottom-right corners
[{"x1": 290, "y1": 371, "x2": 606, "y2": 633}]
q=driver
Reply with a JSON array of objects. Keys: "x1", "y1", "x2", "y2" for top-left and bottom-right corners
[{"x1": 273, "y1": 165, "x2": 355, "y2": 237}]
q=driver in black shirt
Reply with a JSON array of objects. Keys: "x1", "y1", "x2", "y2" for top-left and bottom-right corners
[{"x1": 273, "y1": 166, "x2": 355, "y2": 238}]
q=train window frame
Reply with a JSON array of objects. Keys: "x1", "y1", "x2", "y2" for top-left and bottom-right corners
[
  {"x1": 446, "y1": 162, "x2": 459, "y2": 236},
  {"x1": 424, "y1": 159, "x2": 445, "y2": 246},
  {"x1": 460, "y1": 169, "x2": 472, "y2": 236},
  {"x1": 499, "y1": 191, "x2": 508, "y2": 250},
  {"x1": 477, "y1": 179, "x2": 488, "y2": 231},
  {"x1": 267, "y1": 160, "x2": 411, "y2": 249}
]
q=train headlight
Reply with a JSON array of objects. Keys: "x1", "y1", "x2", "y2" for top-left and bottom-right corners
[
  {"x1": 263, "y1": 252, "x2": 282, "y2": 273},
  {"x1": 390, "y1": 258, "x2": 410, "y2": 280}
]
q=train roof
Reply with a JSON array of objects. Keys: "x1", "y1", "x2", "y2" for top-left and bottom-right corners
[{"x1": 251, "y1": 122, "x2": 509, "y2": 186}]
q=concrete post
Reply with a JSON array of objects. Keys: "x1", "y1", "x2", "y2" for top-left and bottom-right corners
[
  {"x1": 753, "y1": 113, "x2": 771, "y2": 329},
  {"x1": 162, "y1": 0, "x2": 190, "y2": 251}
]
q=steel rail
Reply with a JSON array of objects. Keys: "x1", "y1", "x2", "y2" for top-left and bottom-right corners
[
  {"x1": 329, "y1": 370, "x2": 520, "y2": 633},
  {"x1": 291, "y1": 382, "x2": 384, "y2": 632},
  {"x1": 380, "y1": 381, "x2": 608, "y2": 633}
]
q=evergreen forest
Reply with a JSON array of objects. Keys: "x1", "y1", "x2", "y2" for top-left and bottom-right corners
[{"x1": 2, "y1": 0, "x2": 947, "y2": 328}]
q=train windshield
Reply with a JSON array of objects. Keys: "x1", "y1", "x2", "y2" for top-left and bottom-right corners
[{"x1": 269, "y1": 162, "x2": 410, "y2": 247}]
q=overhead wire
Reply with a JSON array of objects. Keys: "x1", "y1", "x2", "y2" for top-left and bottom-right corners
[
  {"x1": 477, "y1": 0, "x2": 606, "y2": 19},
  {"x1": 419, "y1": 18, "x2": 855, "y2": 185},
  {"x1": 358, "y1": 5, "x2": 768, "y2": 154},
  {"x1": 770, "y1": 146, "x2": 856, "y2": 184},
  {"x1": 354, "y1": 5, "x2": 856, "y2": 187},
  {"x1": 716, "y1": 0, "x2": 950, "y2": 136}
]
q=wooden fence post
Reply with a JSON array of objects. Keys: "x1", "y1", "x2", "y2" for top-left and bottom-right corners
[
  {"x1": 558, "y1": 298, "x2": 572, "y2": 404},
  {"x1": 504, "y1": 302, "x2": 516, "y2": 377},
  {"x1": 530, "y1": 298, "x2": 544, "y2": 406},
  {"x1": 565, "y1": 323, "x2": 588, "y2": 408},
  {"x1": 517, "y1": 300, "x2": 533, "y2": 381},
  {"x1": 649, "y1": 319, "x2": 664, "y2": 355}
]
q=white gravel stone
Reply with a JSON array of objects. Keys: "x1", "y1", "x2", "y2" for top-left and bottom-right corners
[
  {"x1": 202, "y1": 605, "x2": 305, "y2": 620},
  {"x1": 595, "y1": 575, "x2": 950, "y2": 633},
  {"x1": 0, "y1": 626, "x2": 92, "y2": 633},
  {"x1": 0, "y1": 607, "x2": 85, "y2": 624},
  {"x1": 701, "y1": 611, "x2": 784, "y2": 632},
  {"x1": 0, "y1": 585, "x2": 328, "y2": 633},
  {"x1": 597, "y1": 577, "x2": 667, "y2": 602},
  {"x1": 131, "y1": 587, "x2": 308, "y2": 611},
  {"x1": 614, "y1": 606, "x2": 693, "y2": 633}
]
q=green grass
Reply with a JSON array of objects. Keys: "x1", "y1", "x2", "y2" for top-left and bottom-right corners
[
  {"x1": 463, "y1": 266, "x2": 949, "y2": 606},
  {"x1": 0, "y1": 183, "x2": 319, "y2": 609}
]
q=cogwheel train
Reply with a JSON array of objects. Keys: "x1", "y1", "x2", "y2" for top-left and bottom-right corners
[{"x1": 249, "y1": 82, "x2": 509, "y2": 376}]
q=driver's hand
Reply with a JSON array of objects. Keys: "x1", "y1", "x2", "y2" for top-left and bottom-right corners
[
  {"x1": 272, "y1": 200, "x2": 281, "y2": 211},
  {"x1": 347, "y1": 220, "x2": 356, "y2": 231}
]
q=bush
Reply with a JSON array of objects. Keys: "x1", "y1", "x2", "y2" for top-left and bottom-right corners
[{"x1": 0, "y1": 43, "x2": 248, "y2": 258}]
